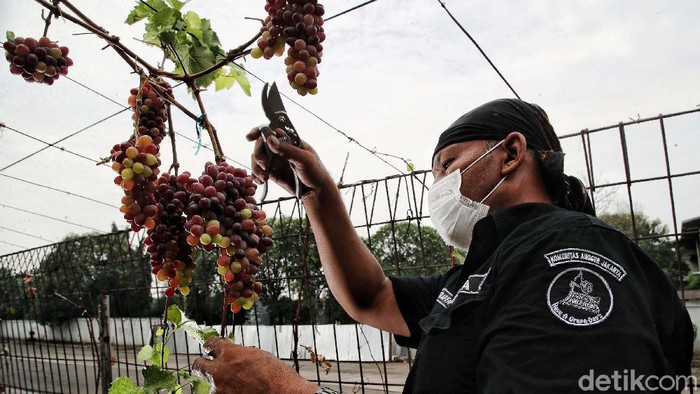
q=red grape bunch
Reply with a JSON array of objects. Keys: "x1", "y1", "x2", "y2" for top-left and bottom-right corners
[
  {"x1": 185, "y1": 162, "x2": 273, "y2": 311},
  {"x1": 128, "y1": 81, "x2": 173, "y2": 146},
  {"x1": 146, "y1": 172, "x2": 198, "y2": 298},
  {"x1": 3, "y1": 35, "x2": 72, "y2": 85},
  {"x1": 111, "y1": 135, "x2": 161, "y2": 232},
  {"x1": 251, "y1": 0, "x2": 326, "y2": 96}
]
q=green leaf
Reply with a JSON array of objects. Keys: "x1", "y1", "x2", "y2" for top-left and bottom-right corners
[
  {"x1": 229, "y1": 64, "x2": 251, "y2": 96},
  {"x1": 166, "y1": 304, "x2": 182, "y2": 325},
  {"x1": 214, "y1": 69, "x2": 234, "y2": 91},
  {"x1": 181, "y1": 372, "x2": 212, "y2": 394},
  {"x1": 150, "y1": 343, "x2": 170, "y2": 367},
  {"x1": 6, "y1": 31, "x2": 15, "y2": 43},
  {"x1": 183, "y1": 11, "x2": 203, "y2": 41},
  {"x1": 165, "y1": 0, "x2": 189, "y2": 11},
  {"x1": 108, "y1": 376, "x2": 144, "y2": 394},
  {"x1": 137, "y1": 345, "x2": 154, "y2": 362},
  {"x1": 180, "y1": 320, "x2": 218, "y2": 344},
  {"x1": 227, "y1": 331, "x2": 236, "y2": 341},
  {"x1": 406, "y1": 162, "x2": 416, "y2": 172},
  {"x1": 125, "y1": 0, "x2": 167, "y2": 24},
  {"x1": 155, "y1": 328, "x2": 164, "y2": 337},
  {"x1": 142, "y1": 365, "x2": 178, "y2": 394}
]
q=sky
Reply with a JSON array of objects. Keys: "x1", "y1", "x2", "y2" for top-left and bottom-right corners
[{"x1": 0, "y1": 0, "x2": 699, "y2": 256}]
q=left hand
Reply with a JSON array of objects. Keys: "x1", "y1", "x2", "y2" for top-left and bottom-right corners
[{"x1": 191, "y1": 337, "x2": 319, "y2": 394}]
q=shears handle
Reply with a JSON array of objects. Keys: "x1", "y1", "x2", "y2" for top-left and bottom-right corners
[{"x1": 258, "y1": 125, "x2": 303, "y2": 201}]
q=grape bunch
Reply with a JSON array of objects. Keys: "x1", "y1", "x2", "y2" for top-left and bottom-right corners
[
  {"x1": 145, "y1": 172, "x2": 197, "y2": 298},
  {"x1": 251, "y1": 0, "x2": 326, "y2": 96},
  {"x1": 111, "y1": 135, "x2": 161, "y2": 232},
  {"x1": 128, "y1": 81, "x2": 173, "y2": 146},
  {"x1": 3, "y1": 35, "x2": 72, "y2": 85},
  {"x1": 185, "y1": 162, "x2": 273, "y2": 311}
]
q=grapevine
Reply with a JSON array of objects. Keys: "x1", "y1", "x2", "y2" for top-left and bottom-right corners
[
  {"x1": 3, "y1": 32, "x2": 73, "y2": 85},
  {"x1": 252, "y1": 0, "x2": 326, "y2": 96}
]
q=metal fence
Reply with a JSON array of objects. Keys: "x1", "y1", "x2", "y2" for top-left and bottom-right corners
[{"x1": 1, "y1": 106, "x2": 699, "y2": 393}]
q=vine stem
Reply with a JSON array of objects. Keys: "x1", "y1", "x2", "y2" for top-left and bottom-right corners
[
  {"x1": 166, "y1": 104, "x2": 180, "y2": 175},
  {"x1": 190, "y1": 84, "x2": 226, "y2": 162}
]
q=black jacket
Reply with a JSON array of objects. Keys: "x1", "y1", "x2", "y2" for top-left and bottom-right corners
[{"x1": 390, "y1": 203, "x2": 693, "y2": 393}]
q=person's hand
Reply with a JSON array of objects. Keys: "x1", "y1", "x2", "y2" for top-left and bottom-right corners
[
  {"x1": 191, "y1": 337, "x2": 319, "y2": 394},
  {"x1": 246, "y1": 127, "x2": 335, "y2": 198}
]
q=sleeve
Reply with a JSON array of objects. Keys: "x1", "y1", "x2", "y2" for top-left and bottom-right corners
[
  {"x1": 476, "y1": 223, "x2": 693, "y2": 393},
  {"x1": 388, "y1": 271, "x2": 450, "y2": 348}
]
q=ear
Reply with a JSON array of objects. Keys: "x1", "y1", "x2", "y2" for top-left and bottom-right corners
[{"x1": 499, "y1": 132, "x2": 528, "y2": 176}]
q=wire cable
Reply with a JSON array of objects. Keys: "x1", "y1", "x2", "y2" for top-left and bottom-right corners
[
  {"x1": 0, "y1": 173, "x2": 119, "y2": 209},
  {"x1": 0, "y1": 108, "x2": 130, "y2": 172},
  {"x1": 0, "y1": 225, "x2": 56, "y2": 243},
  {"x1": 435, "y1": 0, "x2": 521, "y2": 99},
  {"x1": 325, "y1": 0, "x2": 378, "y2": 21},
  {"x1": 0, "y1": 203, "x2": 107, "y2": 234},
  {"x1": 0, "y1": 240, "x2": 30, "y2": 250},
  {"x1": 0, "y1": 123, "x2": 109, "y2": 167}
]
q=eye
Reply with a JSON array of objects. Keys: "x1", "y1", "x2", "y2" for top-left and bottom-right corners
[{"x1": 441, "y1": 159, "x2": 454, "y2": 171}]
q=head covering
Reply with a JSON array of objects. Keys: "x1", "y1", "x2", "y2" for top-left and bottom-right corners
[{"x1": 434, "y1": 98, "x2": 596, "y2": 216}]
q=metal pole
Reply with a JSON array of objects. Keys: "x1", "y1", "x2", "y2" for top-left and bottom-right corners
[{"x1": 99, "y1": 294, "x2": 112, "y2": 394}]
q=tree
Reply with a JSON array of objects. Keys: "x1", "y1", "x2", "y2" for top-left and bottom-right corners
[
  {"x1": 33, "y1": 226, "x2": 152, "y2": 324},
  {"x1": 0, "y1": 267, "x2": 26, "y2": 320},
  {"x1": 366, "y1": 221, "x2": 452, "y2": 277},
  {"x1": 598, "y1": 210, "x2": 688, "y2": 288},
  {"x1": 178, "y1": 250, "x2": 250, "y2": 326},
  {"x1": 257, "y1": 215, "x2": 322, "y2": 324}
]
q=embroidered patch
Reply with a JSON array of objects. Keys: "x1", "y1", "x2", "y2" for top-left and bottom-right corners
[
  {"x1": 544, "y1": 248, "x2": 626, "y2": 281},
  {"x1": 546, "y1": 267, "x2": 613, "y2": 326},
  {"x1": 435, "y1": 269, "x2": 491, "y2": 308}
]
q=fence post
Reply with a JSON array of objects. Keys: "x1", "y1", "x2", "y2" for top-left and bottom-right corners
[{"x1": 99, "y1": 294, "x2": 112, "y2": 394}]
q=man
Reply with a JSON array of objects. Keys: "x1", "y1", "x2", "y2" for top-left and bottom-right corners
[{"x1": 192, "y1": 99, "x2": 693, "y2": 393}]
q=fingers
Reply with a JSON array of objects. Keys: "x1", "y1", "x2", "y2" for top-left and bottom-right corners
[
  {"x1": 191, "y1": 355, "x2": 214, "y2": 378},
  {"x1": 203, "y1": 336, "x2": 230, "y2": 359}
]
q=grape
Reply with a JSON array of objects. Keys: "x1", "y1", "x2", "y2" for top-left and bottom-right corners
[
  {"x1": 185, "y1": 162, "x2": 272, "y2": 311},
  {"x1": 145, "y1": 172, "x2": 197, "y2": 298},
  {"x1": 3, "y1": 34, "x2": 72, "y2": 85},
  {"x1": 254, "y1": 0, "x2": 326, "y2": 95},
  {"x1": 110, "y1": 134, "x2": 161, "y2": 232},
  {"x1": 127, "y1": 81, "x2": 173, "y2": 145}
]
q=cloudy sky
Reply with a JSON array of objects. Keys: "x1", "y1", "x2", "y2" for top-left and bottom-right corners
[{"x1": 0, "y1": 0, "x2": 699, "y2": 256}]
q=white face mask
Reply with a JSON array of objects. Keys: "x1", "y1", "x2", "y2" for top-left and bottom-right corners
[{"x1": 428, "y1": 140, "x2": 507, "y2": 250}]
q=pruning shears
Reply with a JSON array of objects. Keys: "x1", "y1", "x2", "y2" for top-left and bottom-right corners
[{"x1": 259, "y1": 82, "x2": 304, "y2": 201}]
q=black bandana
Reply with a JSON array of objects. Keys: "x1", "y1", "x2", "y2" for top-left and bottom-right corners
[
  {"x1": 433, "y1": 98, "x2": 595, "y2": 216},
  {"x1": 433, "y1": 98, "x2": 560, "y2": 157}
]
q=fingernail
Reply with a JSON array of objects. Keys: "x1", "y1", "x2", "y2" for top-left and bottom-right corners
[{"x1": 268, "y1": 135, "x2": 280, "y2": 146}]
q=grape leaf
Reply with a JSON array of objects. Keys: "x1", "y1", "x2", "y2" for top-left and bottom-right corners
[
  {"x1": 180, "y1": 371, "x2": 212, "y2": 394},
  {"x1": 125, "y1": 0, "x2": 168, "y2": 24},
  {"x1": 108, "y1": 376, "x2": 144, "y2": 394},
  {"x1": 165, "y1": 0, "x2": 189, "y2": 11},
  {"x1": 166, "y1": 304, "x2": 182, "y2": 325},
  {"x1": 155, "y1": 328, "x2": 164, "y2": 337},
  {"x1": 6, "y1": 31, "x2": 15, "y2": 42},
  {"x1": 214, "y1": 69, "x2": 234, "y2": 91},
  {"x1": 137, "y1": 345, "x2": 154, "y2": 362},
  {"x1": 229, "y1": 64, "x2": 251, "y2": 96},
  {"x1": 150, "y1": 343, "x2": 170, "y2": 367},
  {"x1": 180, "y1": 320, "x2": 218, "y2": 344},
  {"x1": 142, "y1": 365, "x2": 178, "y2": 394},
  {"x1": 227, "y1": 331, "x2": 236, "y2": 341},
  {"x1": 183, "y1": 11, "x2": 203, "y2": 41}
]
